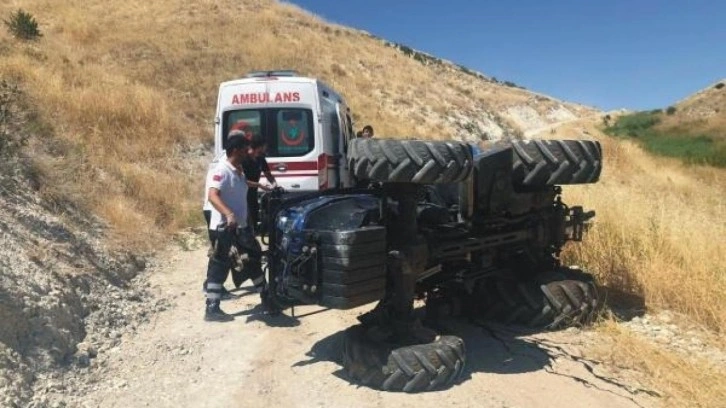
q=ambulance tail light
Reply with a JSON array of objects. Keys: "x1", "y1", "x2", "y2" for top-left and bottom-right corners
[{"x1": 318, "y1": 153, "x2": 330, "y2": 190}]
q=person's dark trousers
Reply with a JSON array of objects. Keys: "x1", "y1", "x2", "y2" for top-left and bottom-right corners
[
  {"x1": 203, "y1": 210, "x2": 215, "y2": 246},
  {"x1": 204, "y1": 228, "x2": 235, "y2": 321},
  {"x1": 246, "y1": 188, "x2": 260, "y2": 233},
  {"x1": 202, "y1": 210, "x2": 221, "y2": 294},
  {"x1": 206, "y1": 227, "x2": 264, "y2": 292},
  {"x1": 234, "y1": 226, "x2": 265, "y2": 289},
  {"x1": 207, "y1": 229, "x2": 234, "y2": 288}
]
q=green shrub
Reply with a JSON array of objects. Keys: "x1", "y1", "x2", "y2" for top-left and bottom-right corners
[
  {"x1": 666, "y1": 106, "x2": 677, "y2": 115},
  {"x1": 456, "y1": 64, "x2": 483, "y2": 79},
  {"x1": 4, "y1": 9, "x2": 42, "y2": 41},
  {"x1": 398, "y1": 44, "x2": 414, "y2": 57},
  {"x1": 715, "y1": 83, "x2": 725, "y2": 90},
  {"x1": 604, "y1": 111, "x2": 660, "y2": 137},
  {"x1": 502, "y1": 80, "x2": 525, "y2": 90}
]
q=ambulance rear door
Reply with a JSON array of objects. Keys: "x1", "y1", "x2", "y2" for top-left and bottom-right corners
[{"x1": 218, "y1": 78, "x2": 322, "y2": 192}]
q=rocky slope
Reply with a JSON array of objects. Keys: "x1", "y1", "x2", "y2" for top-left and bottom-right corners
[
  {"x1": 672, "y1": 78, "x2": 726, "y2": 121},
  {"x1": 0, "y1": 83, "x2": 152, "y2": 407}
]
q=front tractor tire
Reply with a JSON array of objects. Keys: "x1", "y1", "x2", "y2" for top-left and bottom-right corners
[{"x1": 341, "y1": 325, "x2": 466, "y2": 392}]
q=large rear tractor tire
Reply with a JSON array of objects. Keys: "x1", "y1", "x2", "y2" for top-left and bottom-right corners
[
  {"x1": 511, "y1": 139, "x2": 602, "y2": 187},
  {"x1": 476, "y1": 267, "x2": 599, "y2": 330},
  {"x1": 341, "y1": 325, "x2": 466, "y2": 392},
  {"x1": 348, "y1": 139, "x2": 473, "y2": 184}
]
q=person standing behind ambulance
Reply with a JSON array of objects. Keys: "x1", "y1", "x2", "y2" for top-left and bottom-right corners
[
  {"x1": 242, "y1": 134, "x2": 277, "y2": 233},
  {"x1": 361, "y1": 125, "x2": 374, "y2": 138}
]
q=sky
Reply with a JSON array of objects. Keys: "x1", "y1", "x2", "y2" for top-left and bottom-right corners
[{"x1": 289, "y1": 0, "x2": 725, "y2": 111}]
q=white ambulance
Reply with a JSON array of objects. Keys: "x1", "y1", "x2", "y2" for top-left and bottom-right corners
[{"x1": 213, "y1": 70, "x2": 356, "y2": 191}]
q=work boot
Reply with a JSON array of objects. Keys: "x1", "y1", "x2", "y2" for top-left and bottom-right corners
[{"x1": 204, "y1": 300, "x2": 234, "y2": 322}]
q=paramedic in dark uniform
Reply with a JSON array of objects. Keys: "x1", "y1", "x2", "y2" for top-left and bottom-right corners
[
  {"x1": 204, "y1": 135, "x2": 265, "y2": 322},
  {"x1": 242, "y1": 134, "x2": 277, "y2": 233}
]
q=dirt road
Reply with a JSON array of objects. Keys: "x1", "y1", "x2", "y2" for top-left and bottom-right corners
[{"x1": 72, "y1": 246, "x2": 656, "y2": 408}]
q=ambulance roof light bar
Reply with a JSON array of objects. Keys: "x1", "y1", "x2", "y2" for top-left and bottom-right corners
[{"x1": 245, "y1": 70, "x2": 299, "y2": 78}]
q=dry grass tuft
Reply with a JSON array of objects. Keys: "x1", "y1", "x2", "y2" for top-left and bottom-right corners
[{"x1": 551, "y1": 122, "x2": 726, "y2": 333}]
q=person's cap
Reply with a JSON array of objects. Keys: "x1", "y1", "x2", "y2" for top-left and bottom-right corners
[
  {"x1": 249, "y1": 133, "x2": 267, "y2": 147},
  {"x1": 226, "y1": 135, "x2": 250, "y2": 151}
]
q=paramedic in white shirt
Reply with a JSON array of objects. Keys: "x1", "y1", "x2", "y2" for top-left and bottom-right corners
[{"x1": 203, "y1": 135, "x2": 265, "y2": 322}]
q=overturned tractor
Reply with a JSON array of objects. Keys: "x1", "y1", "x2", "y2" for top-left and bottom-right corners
[{"x1": 259, "y1": 137, "x2": 602, "y2": 392}]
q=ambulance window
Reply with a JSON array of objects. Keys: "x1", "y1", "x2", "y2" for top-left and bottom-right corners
[
  {"x1": 225, "y1": 111, "x2": 262, "y2": 142},
  {"x1": 330, "y1": 112, "x2": 340, "y2": 139},
  {"x1": 321, "y1": 98, "x2": 340, "y2": 153},
  {"x1": 272, "y1": 109, "x2": 314, "y2": 157},
  {"x1": 223, "y1": 108, "x2": 314, "y2": 157},
  {"x1": 329, "y1": 108, "x2": 340, "y2": 153}
]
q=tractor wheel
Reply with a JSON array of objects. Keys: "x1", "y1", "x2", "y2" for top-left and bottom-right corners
[
  {"x1": 348, "y1": 139, "x2": 473, "y2": 184},
  {"x1": 477, "y1": 267, "x2": 599, "y2": 330},
  {"x1": 511, "y1": 139, "x2": 602, "y2": 187},
  {"x1": 341, "y1": 324, "x2": 465, "y2": 392}
]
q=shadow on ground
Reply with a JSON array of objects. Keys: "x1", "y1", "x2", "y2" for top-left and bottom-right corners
[
  {"x1": 291, "y1": 316, "x2": 557, "y2": 388},
  {"x1": 231, "y1": 303, "x2": 301, "y2": 328},
  {"x1": 597, "y1": 285, "x2": 647, "y2": 322},
  {"x1": 225, "y1": 286, "x2": 302, "y2": 327}
]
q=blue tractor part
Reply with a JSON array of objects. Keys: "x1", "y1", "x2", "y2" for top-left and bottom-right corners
[{"x1": 263, "y1": 192, "x2": 389, "y2": 310}]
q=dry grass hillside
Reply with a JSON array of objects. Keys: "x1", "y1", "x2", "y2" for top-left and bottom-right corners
[
  {"x1": 662, "y1": 79, "x2": 726, "y2": 138},
  {"x1": 1, "y1": 1, "x2": 725, "y2": 406},
  {"x1": 0, "y1": 0, "x2": 597, "y2": 247},
  {"x1": 1, "y1": 0, "x2": 723, "y2": 332},
  {"x1": 602, "y1": 80, "x2": 726, "y2": 168}
]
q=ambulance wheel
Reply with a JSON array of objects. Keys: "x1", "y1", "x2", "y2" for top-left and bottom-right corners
[{"x1": 348, "y1": 139, "x2": 473, "y2": 184}]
